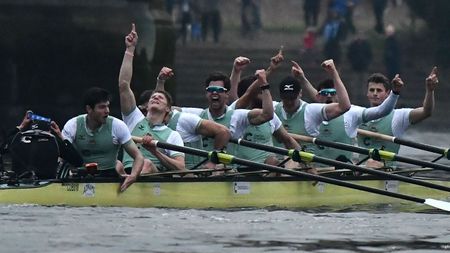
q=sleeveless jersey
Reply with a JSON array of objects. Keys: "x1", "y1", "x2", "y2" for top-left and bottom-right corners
[
  {"x1": 167, "y1": 111, "x2": 204, "y2": 168},
  {"x1": 274, "y1": 102, "x2": 315, "y2": 153},
  {"x1": 358, "y1": 111, "x2": 398, "y2": 166},
  {"x1": 73, "y1": 116, "x2": 118, "y2": 170},
  {"x1": 315, "y1": 115, "x2": 354, "y2": 165},
  {"x1": 122, "y1": 118, "x2": 174, "y2": 169}
]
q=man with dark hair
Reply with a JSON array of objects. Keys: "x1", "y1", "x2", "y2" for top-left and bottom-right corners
[
  {"x1": 357, "y1": 68, "x2": 439, "y2": 168},
  {"x1": 62, "y1": 87, "x2": 144, "y2": 192},
  {"x1": 181, "y1": 69, "x2": 274, "y2": 163}
]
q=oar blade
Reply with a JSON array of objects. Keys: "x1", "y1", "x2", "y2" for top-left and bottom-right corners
[{"x1": 424, "y1": 199, "x2": 450, "y2": 212}]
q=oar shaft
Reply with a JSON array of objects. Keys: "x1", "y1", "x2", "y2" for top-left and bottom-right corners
[
  {"x1": 232, "y1": 138, "x2": 450, "y2": 193},
  {"x1": 394, "y1": 138, "x2": 449, "y2": 157},
  {"x1": 292, "y1": 134, "x2": 450, "y2": 173},
  {"x1": 357, "y1": 129, "x2": 449, "y2": 158},
  {"x1": 154, "y1": 140, "x2": 425, "y2": 204}
]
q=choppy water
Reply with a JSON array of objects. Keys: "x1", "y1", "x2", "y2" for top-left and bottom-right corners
[
  {"x1": 1, "y1": 129, "x2": 450, "y2": 253},
  {"x1": 0, "y1": 206, "x2": 449, "y2": 253}
]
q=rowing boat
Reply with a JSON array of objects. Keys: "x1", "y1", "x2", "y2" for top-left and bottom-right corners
[
  {"x1": 1, "y1": 172, "x2": 449, "y2": 212},
  {"x1": 2, "y1": 133, "x2": 450, "y2": 212}
]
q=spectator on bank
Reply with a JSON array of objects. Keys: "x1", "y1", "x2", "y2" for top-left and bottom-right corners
[
  {"x1": 373, "y1": 0, "x2": 388, "y2": 34},
  {"x1": 384, "y1": 24, "x2": 400, "y2": 80},
  {"x1": 347, "y1": 34, "x2": 372, "y2": 73},
  {"x1": 304, "y1": 0, "x2": 321, "y2": 27},
  {"x1": 195, "y1": 0, "x2": 221, "y2": 43},
  {"x1": 322, "y1": 10, "x2": 344, "y2": 64},
  {"x1": 179, "y1": 0, "x2": 192, "y2": 45},
  {"x1": 241, "y1": 0, "x2": 262, "y2": 35}
]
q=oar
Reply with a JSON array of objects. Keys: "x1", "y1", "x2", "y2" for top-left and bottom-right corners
[
  {"x1": 138, "y1": 139, "x2": 450, "y2": 211},
  {"x1": 291, "y1": 133, "x2": 450, "y2": 173},
  {"x1": 357, "y1": 129, "x2": 450, "y2": 159},
  {"x1": 230, "y1": 138, "x2": 450, "y2": 193}
]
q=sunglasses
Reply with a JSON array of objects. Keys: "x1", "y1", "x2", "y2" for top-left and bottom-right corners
[
  {"x1": 206, "y1": 86, "x2": 228, "y2": 93},
  {"x1": 318, "y1": 88, "x2": 337, "y2": 96}
]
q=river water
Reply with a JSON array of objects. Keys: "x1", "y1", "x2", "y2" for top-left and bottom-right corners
[{"x1": 1, "y1": 129, "x2": 450, "y2": 252}]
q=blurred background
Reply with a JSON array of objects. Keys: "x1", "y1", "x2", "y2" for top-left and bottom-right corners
[{"x1": 1, "y1": 0, "x2": 449, "y2": 138}]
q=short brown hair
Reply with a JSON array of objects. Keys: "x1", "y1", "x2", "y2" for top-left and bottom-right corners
[
  {"x1": 151, "y1": 90, "x2": 174, "y2": 108},
  {"x1": 367, "y1": 73, "x2": 390, "y2": 90}
]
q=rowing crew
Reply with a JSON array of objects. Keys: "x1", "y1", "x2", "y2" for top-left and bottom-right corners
[{"x1": 0, "y1": 23, "x2": 440, "y2": 192}]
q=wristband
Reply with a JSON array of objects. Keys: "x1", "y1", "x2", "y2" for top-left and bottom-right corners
[
  {"x1": 125, "y1": 51, "x2": 134, "y2": 57},
  {"x1": 260, "y1": 84, "x2": 270, "y2": 90},
  {"x1": 392, "y1": 90, "x2": 400, "y2": 95}
]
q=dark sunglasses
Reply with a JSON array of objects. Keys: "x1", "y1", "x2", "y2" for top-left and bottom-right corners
[
  {"x1": 318, "y1": 88, "x2": 337, "y2": 96},
  {"x1": 206, "y1": 86, "x2": 228, "y2": 93}
]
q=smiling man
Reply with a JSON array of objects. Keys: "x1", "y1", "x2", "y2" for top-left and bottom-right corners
[
  {"x1": 62, "y1": 87, "x2": 144, "y2": 191},
  {"x1": 357, "y1": 68, "x2": 439, "y2": 167}
]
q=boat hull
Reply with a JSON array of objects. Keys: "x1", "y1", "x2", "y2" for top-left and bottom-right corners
[{"x1": 2, "y1": 177, "x2": 450, "y2": 212}]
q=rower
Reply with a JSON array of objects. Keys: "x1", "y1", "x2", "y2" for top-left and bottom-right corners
[
  {"x1": 228, "y1": 56, "x2": 300, "y2": 166},
  {"x1": 296, "y1": 72, "x2": 401, "y2": 165},
  {"x1": 180, "y1": 69, "x2": 275, "y2": 170},
  {"x1": 118, "y1": 23, "x2": 230, "y2": 171},
  {"x1": 357, "y1": 68, "x2": 439, "y2": 168},
  {"x1": 273, "y1": 60, "x2": 351, "y2": 153},
  {"x1": 62, "y1": 87, "x2": 144, "y2": 192}
]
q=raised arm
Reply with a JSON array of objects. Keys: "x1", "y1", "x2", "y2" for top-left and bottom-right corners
[
  {"x1": 154, "y1": 67, "x2": 174, "y2": 91},
  {"x1": 321, "y1": 60, "x2": 351, "y2": 120},
  {"x1": 409, "y1": 66, "x2": 438, "y2": 124},
  {"x1": 229, "y1": 56, "x2": 251, "y2": 103},
  {"x1": 247, "y1": 69, "x2": 274, "y2": 125},
  {"x1": 265, "y1": 46, "x2": 284, "y2": 76},
  {"x1": 235, "y1": 50, "x2": 283, "y2": 109},
  {"x1": 291, "y1": 60, "x2": 318, "y2": 101},
  {"x1": 118, "y1": 23, "x2": 138, "y2": 115}
]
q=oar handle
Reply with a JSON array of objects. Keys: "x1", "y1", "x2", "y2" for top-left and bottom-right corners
[
  {"x1": 357, "y1": 129, "x2": 394, "y2": 142},
  {"x1": 289, "y1": 133, "x2": 314, "y2": 143},
  {"x1": 132, "y1": 136, "x2": 143, "y2": 143}
]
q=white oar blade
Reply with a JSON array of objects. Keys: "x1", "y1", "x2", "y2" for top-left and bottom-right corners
[{"x1": 424, "y1": 199, "x2": 450, "y2": 211}]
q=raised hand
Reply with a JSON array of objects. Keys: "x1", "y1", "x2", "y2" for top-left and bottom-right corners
[
  {"x1": 157, "y1": 67, "x2": 174, "y2": 81},
  {"x1": 18, "y1": 110, "x2": 32, "y2": 131},
  {"x1": 391, "y1": 74, "x2": 404, "y2": 94},
  {"x1": 291, "y1": 60, "x2": 305, "y2": 79},
  {"x1": 50, "y1": 121, "x2": 63, "y2": 139},
  {"x1": 233, "y1": 56, "x2": 251, "y2": 72},
  {"x1": 269, "y1": 46, "x2": 284, "y2": 70},
  {"x1": 425, "y1": 66, "x2": 439, "y2": 91},
  {"x1": 125, "y1": 23, "x2": 138, "y2": 48},
  {"x1": 321, "y1": 59, "x2": 336, "y2": 74},
  {"x1": 255, "y1": 69, "x2": 268, "y2": 85}
]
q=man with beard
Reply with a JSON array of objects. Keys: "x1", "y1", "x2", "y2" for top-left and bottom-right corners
[
  {"x1": 62, "y1": 87, "x2": 144, "y2": 192},
  {"x1": 181, "y1": 69, "x2": 275, "y2": 166}
]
